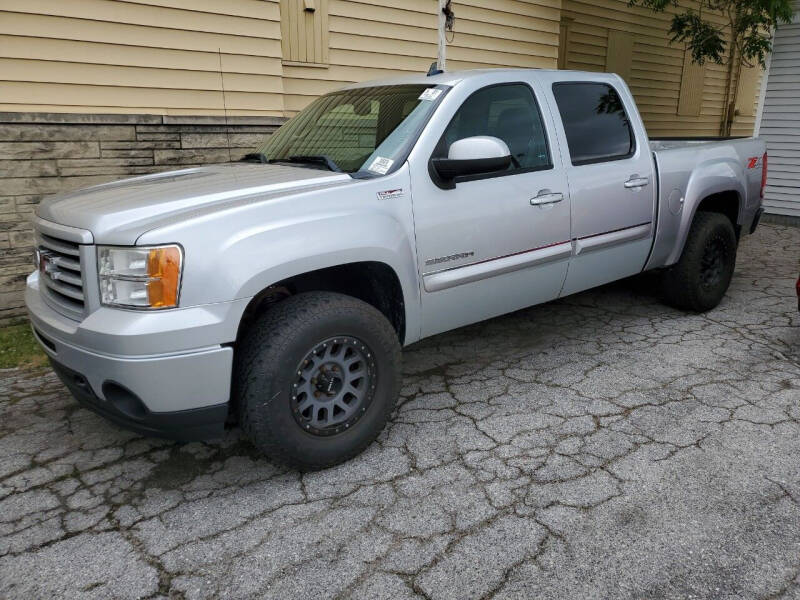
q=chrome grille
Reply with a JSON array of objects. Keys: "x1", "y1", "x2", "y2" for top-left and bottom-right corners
[{"x1": 36, "y1": 230, "x2": 86, "y2": 320}]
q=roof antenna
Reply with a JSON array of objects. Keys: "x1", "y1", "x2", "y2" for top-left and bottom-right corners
[
  {"x1": 427, "y1": 61, "x2": 443, "y2": 77},
  {"x1": 218, "y1": 48, "x2": 233, "y2": 163}
]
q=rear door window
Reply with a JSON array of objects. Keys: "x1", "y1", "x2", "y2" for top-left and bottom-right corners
[{"x1": 552, "y1": 82, "x2": 635, "y2": 165}]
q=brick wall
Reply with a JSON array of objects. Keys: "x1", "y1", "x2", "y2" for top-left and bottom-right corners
[{"x1": 0, "y1": 113, "x2": 284, "y2": 325}]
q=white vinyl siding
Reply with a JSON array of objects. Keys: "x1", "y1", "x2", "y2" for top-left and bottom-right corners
[{"x1": 758, "y1": 6, "x2": 800, "y2": 217}]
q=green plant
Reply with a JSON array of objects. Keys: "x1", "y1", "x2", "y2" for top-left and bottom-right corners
[
  {"x1": 629, "y1": 0, "x2": 793, "y2": 67},
  {"x1": 0, "y1": 323, "x2": 47, "y2": 370}
]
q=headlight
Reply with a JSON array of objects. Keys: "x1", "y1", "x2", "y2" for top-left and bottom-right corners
[{"x1": 97, "y1": 245, "x2": 183, "y2": 309}]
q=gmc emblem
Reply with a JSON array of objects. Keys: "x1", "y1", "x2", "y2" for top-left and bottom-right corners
[{"x1": 39, "y1": 251, "x2": 55, "y2": 275}]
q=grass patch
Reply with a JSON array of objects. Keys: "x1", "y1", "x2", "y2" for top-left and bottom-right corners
[{"x1": 0, "y1": 323, "x2": 48, "y2": 370}]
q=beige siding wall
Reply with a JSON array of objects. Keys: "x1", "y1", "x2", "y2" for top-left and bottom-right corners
[
  {"x1": 0, "y1": 0, "x2": 286, "y2": 116},
  {"x1": 282, "y1": 0, "x2": 560, "y2": 113},
  {"x1": 560, "y1": 0, "x2": 761, "y2": 137},
  {"x1": 0, "y1": 0, "x2": 763, "y2": 134},
  {"x1": 0, "y1": 0, "x2": 560, "y2": 118}
]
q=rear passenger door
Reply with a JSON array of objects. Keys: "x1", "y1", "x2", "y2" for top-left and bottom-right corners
[{"x1": 547, "y1": 79, "x2": 657, "y2": 296}]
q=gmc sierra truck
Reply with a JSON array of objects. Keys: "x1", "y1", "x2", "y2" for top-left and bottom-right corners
[{"x1": 26, "y1": 69, "x2": 766, "y2": 470}]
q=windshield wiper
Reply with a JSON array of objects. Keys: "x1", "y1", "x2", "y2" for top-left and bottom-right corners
[
  {"x1": 240, "y1": 152, "x2": 268, "y2": 163},
  {"x1": 274, "y1": 154, "x2": 342, "y2": 172}
]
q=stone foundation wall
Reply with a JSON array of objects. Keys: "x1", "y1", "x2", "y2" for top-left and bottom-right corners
[
  {"x1": 0, "y1": 112, "x2": 284, "y2": 324},
  {"x1": 762, "y1": 213, "x2": 800, "y2": 228}
]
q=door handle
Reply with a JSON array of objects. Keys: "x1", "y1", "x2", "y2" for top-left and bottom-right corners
[
  {"x1": 531, "y1": 191, "x2": 564, "y2": 205},
  {"x1": 624, "y1": 176, "x2": 650, "y2": 189}
]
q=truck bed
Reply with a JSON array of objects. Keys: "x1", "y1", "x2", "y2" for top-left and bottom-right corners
[{"x1": 649, "y1": 137, "x2": 748, "y2": 152}]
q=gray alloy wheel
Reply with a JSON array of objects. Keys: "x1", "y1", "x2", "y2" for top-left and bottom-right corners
[{"x1": 290, "y1": 336, "x2": 377, "y2": 436}]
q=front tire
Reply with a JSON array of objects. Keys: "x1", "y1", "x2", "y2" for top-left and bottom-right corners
[
  {"x1": 234, "y1": 292, "x2": 401, "y2": 471},
  {"x1": 660, "y1": 211, "x2": 738, "y2": 312}
]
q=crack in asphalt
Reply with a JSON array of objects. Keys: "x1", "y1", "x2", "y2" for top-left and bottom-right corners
[{"x1": 1, "y1": 224, "x2": 798, "y2": 599}]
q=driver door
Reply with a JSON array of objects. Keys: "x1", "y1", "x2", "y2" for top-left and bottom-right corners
[{"x1": 411, "y1": 81, "x2": 572, "y2": 337}]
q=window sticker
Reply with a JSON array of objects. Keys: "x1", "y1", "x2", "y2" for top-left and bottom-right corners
[
  {"x1": 367, "y1": 156, "x2": 394, "y2": 175},
  {"x1": 418, "y1": 88, "x2": 443, "y2": 102}
]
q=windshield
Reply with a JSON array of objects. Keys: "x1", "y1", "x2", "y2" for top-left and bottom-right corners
[{"x1": 256, "y1": 84, "x2": 447, "y2": 175}]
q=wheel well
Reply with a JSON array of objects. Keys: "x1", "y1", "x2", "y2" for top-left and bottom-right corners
[
  {"x1": 236, "y1": 261, "x2": 406, "y2": 345},
  {"x1": 695, "y1": 191, "x2": 741, "y2": 237}
]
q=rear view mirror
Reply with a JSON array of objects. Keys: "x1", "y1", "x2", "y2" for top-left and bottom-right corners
[
  {"x1": 431, "y1": 136, "x2": 511, "y2": 180},
  {"x1": 352, "y1": 98, "x2": 373, "y2": 116}
]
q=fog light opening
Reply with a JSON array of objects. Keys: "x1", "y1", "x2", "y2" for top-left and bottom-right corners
[{"x1": 102, "y1": 381, "x2": 149, "y2": 420}]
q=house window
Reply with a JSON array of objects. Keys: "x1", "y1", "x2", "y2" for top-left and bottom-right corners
[{"x1": 280, "y1": 0, "x2": 329, "y2": 66}]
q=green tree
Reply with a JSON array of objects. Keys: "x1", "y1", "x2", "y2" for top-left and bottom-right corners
[{"x1": 628, "y1": 0, "x2": 793, "y2": 68}]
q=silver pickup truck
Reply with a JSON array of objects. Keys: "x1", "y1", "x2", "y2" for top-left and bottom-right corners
[{"x1": 26, "y1": 69, "x2": 766, "y2": 469}]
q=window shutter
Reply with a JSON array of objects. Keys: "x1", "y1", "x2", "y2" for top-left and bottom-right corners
[
  {"x1": 677, "y1": 49, "x2": 705, "y2": 116},
  {"x1": 605, "y1": 30, "x2": 633, "y2": 82},
  {"x1": 735, "y1": 65, "x2": 761, "y2": 117},
  {"x1": 280, "y1": 0, "x2": 329, "y2": 65}
]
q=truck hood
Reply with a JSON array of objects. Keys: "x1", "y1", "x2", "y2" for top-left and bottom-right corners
[{"x1": 36, "y1": 163, "x2": 354, "y2": 244}]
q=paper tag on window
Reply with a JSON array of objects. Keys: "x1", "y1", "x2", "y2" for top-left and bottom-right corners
[
  {"x1": 418, "y1": 88, "x2": 443, "y2": 102},
  {"x1": 367, "y1": 156, "x2": 394, "y2": 175}
]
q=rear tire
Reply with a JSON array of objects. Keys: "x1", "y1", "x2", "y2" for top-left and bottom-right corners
[
  {"x1": 660, "y1": 211, "x2": 737, "y2": 312},
  {"x1": 234, "y1": 292, "x2": 401, "y2": 471}
]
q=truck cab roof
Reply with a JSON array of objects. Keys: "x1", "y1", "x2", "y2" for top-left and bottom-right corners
[{"x1": 341, "y1": 68, "x2": 609, "y2": 90}]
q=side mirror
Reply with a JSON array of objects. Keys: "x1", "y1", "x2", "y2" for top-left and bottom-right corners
[{"x1": 431, "y1": 136, "x2": 512, "y2": 181}]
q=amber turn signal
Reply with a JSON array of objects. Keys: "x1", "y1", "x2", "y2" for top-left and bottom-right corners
[{"x1": 146, "y1": 246, "x2": 182, "y2": 308}]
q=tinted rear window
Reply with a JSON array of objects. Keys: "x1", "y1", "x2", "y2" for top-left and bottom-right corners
[{"x1": 552, "y1": 82, "x2": 635, "y2": 165}]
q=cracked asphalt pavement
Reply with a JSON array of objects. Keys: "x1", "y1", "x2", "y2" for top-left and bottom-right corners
[{"x1": 1, "y1": 224, "x2": 799, "y2": 600}]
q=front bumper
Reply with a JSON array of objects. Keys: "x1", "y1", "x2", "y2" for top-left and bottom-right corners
[
  {"x1": 26, "y1": 272, "x2": 251, "y2": 438},
  {"x1": 49, "y1": 358, "x2": 228, "y2": 441}
]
